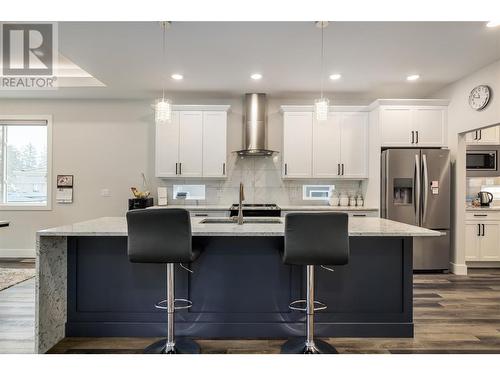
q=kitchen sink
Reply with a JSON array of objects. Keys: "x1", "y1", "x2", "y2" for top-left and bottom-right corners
[{"x1": 200, "y1": 217, "x2": 282, "y2": 224}]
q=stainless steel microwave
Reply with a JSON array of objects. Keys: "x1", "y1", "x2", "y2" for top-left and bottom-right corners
[{"x1": 466, "y1": 146, "x2": 500, "y2": 177}]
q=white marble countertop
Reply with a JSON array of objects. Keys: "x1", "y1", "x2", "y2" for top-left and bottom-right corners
[
  {"x1": 37, "y1": 216, "x2": 441, "y2": 237},
  {"x1": 149, "y1": 205, "x2": 230, "y2": 211},
  {"x1": 466, "y1": 206, "x2": 500, "y2": 211},
  {"x1": 149, "y1": 205, "x2": 378, "y2": 212},
  {"x1": 280, "y1": 206, "x2": 378, "y2": 211}
]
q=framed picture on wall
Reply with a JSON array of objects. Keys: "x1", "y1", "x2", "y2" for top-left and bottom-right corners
[{"x1": 57, "y1": 175, "x2": 74, "y2": 188}]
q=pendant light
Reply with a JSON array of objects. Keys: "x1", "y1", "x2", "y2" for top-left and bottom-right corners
[
  {"x1": 314, "y1": 21, "x2": 329, "y2": 122},
  {"x1": 154, "y1": 21, "x2": 172, "y2": 124}
]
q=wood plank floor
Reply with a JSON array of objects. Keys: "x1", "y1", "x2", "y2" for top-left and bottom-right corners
[{"x1": 2, "y1": 263, "x2": 500, "y2": 354}]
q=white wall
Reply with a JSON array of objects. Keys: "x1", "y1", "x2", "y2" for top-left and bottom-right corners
[
  {"x1": 0, "y1": 95, "x2": 378, "y2": 256},
  {"x1": 429, "y1": 59, "x2": 500, "y2": 274}
]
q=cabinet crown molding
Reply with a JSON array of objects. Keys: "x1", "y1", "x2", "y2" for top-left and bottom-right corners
[
  {"x1": 368, "y1": 99, "x2": 449, "y2": 111},
  {"x1": 280, "y1": 105, "x2": 369, "y2": 113},
  {"x1": 172, "y1": 105, "x2": 231, "y2": 112}
]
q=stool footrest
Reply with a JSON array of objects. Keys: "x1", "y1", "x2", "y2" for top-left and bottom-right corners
[
  {"x1": 289, "y1": 299, "x2": 327, "y2": 312},
  {"x1": 155, "y1": 298, "x2": 193, "y2": 310}
]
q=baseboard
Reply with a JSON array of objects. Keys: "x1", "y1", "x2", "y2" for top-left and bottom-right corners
[
  {"x1": 450, "y1": 262, "x2": 467, "y2": 275},
  {"x1": 466, "y1": 261, "x2": 500, "y2": 268},
  {"x1": 0, "y1": 248, "x2": 35, "y2": 258}
]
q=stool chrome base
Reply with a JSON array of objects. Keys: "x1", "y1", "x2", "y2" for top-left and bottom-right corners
[
  {"x1": 144, "y1": 338, "x2": 200, "y2": 354},
  {"x1": 281, "y1": 338, "x2": 338, "y2": 354}
]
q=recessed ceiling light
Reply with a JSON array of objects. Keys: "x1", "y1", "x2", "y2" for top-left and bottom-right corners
[
  {"x1": 251, "y1": 73, "x2": 263, "y2": 80},
  {"x1": 329, "y1": 73, "x2": 342, "y2": 80},
  {"x1": 407, "y1": 74, "x2": 420, "y2": 81},
  {"x1": 486, "y1": 21, "x2": 500, "y2": 28},
  {"x1": 171, "y1": 74, "x2": 183, "y2": 80}
]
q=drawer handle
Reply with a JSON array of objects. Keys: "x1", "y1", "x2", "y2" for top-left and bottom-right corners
[
  {"x1": 353, "y1": 214, "x2": 366, "y2": 217},
  {"x1": 194, "y1": 214, "x2": 208, "y2": 217},
  {"x1": 473, "y1": 214, "x2": 488, "y2": 217}
]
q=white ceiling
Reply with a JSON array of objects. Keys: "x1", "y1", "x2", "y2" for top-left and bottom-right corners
[{"x1": 1, "y1": 21, "x2": 499, "y2": 100}]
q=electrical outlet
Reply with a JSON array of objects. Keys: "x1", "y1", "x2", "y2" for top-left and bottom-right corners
[{"x1": 100, "y1": 189, "x2": 111, "y2": 197}]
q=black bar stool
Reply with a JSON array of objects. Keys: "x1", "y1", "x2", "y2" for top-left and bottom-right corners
[
  {"x1": 126, "y1": 208, "x2": 200, "y2": 354},
  {"x1": 281, "y1": 212, "x2": 349, "y2": 354}
]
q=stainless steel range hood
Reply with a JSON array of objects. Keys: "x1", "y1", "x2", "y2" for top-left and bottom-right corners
[{"x1": 234, "y1": 93, "x2": 277, "y2": 157}]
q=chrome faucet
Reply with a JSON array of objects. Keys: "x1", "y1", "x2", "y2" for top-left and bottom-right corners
[{"x1": 236, "y1": 182, "x2": 245, "y2": 225}]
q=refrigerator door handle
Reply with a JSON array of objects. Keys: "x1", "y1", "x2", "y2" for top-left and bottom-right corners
[
  {"x1": 422, "y1": 153, "x2": 429, "y2": 224},
  {"x1": 414, "y1": 154, "x2": 421, "y2": 226}
]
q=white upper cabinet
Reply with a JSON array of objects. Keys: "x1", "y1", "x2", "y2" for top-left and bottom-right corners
[
  {"x1": 379, "y1": 108, "x2": 413, "y2": 146},
  {"x1": 155, "y1": 106, "x2": 229, "y2": 178},
  {"x1": 413, "y1": 107, "x2": 447, "y2": 147},
  {"x1": 178, "y1": 111, "x2": 203, "y2": 177},
  {"x1": 283, "y1": 112, "x2": 313, "y2": 178},
  {"x1": 282, "y1": 108, "x2": 368, "y2": 179},
  {"x1": 378, "y1": 104, "x2": 447, "y2": 147},
  {"x1": 202, "y1": 111, "x2": 227, "y2": 177},
  {"x1": 312, "y1": 113, "x2": 341, "y2": 178},
  {"x1": 156, "y1": 111, "x2": 180, "y2": 178},
  {"x1": 466, "y1": 126, "x2": 500, "y2": 145},
  {"x1": 339, "y1": 112, "x2": 368, "y2": 178}
]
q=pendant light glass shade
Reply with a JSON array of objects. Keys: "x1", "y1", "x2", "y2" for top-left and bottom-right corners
[
  {"x1": 154, "y1": 98, "x2": 172, "y2": 124},
  {"x1": 314, "y1": 97, "x2": 329, "y2": 122}
]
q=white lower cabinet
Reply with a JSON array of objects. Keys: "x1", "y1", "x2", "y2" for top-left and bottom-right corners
[{"x1": 465, "y1": 220, "x2": 500, "y2": 261}]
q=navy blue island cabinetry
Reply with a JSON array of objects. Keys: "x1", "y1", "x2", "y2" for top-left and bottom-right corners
[{"x1": 36, "y1": 216, "x2": 441, "y2": 353}]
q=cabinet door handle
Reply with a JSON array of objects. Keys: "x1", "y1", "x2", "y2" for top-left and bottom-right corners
[
  {"x1": 179, "y1": 163, "x2": 182, "y2": 175},
  {"x1": 337, "y1": 164, "x2": 340, "y2": 175},
  {"x1": 482, "y1": 223, "x2": 485, "y2": 236},
  {"x1": 474, "y1": 130, "x2": 478, "y2": 140},
  {"x1": 222, "y1": 162, "x2": 226, "y2": 175},
  {"x1": 342, "y1": 164, "x2": 345, "y2": 176},
  {"x1": 415, "y1": 131, "x2": 419, "y2": 144},
  {"x1": 175, "y1": 163, "x2": 178, "y2": 175},
  {"x1": 477, "y1": 224, "x2": 481, "y2": 236},
  {"x1": 478, "y1": 130, "x2": 482, "y2": 140},
  {"x1": 411, "y1": 131, "x2": 415, "y2": 144},
  {"x1": 284, "y1": 163, "x2": 288, "y2": 175}
]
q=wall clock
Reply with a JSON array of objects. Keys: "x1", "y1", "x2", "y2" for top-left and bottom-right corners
[{"x1": 469, "y1": 85, "x2": 491, "y2": 111}]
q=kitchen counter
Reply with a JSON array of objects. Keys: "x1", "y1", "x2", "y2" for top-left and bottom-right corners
[
  {"x1": 466, "y1": 206, "x2": 500, "y2": 211},
  {"x1": 35, "y1": 216, "x2": 432, "y2": 353},
  {"x1": 37, "y1": 216, "x2": 439, "y2": 237},
  {"x1": 280, "y1": 205, "x2": 378, "y2": 211},
  {"x1": 149, "y1": 205, "x2": 379, "y2": 212}
]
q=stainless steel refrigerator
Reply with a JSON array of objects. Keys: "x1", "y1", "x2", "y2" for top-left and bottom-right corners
[{"x1": 381, "y1": 149, "x2": 450, "y2": 271}]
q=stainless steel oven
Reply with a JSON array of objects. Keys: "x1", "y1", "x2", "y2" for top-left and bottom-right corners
[{"x1": 467, "y1": 146, "x2": 500, "y2": 177}]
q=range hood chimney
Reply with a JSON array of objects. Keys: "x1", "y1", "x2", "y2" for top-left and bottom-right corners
[{"x1": 235, "y1": 93, "x2": 277, "y2": 157}]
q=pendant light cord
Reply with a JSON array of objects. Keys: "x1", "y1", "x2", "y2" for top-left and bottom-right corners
[
  {"x1": 162, "y1": 22, "x2": 167, "y2": 100},
  {"x1": 320, "y1": 24, "x2": 324, "y2": 99}
]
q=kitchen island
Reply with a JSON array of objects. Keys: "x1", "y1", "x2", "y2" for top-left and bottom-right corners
[{"x1": 36, "y1": 216, "x2": 440, "y2": 353}]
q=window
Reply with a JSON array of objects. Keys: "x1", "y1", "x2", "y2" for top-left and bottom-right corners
[
  {"x1": 302, "y1": 185, "x2": 334, "y2": 200},
  {"x1": 173, "y1": 184, "x2": 206, "y2": 200},
  {"x1": 0, "y1": 117, "x2": 52, "y2": 209}
]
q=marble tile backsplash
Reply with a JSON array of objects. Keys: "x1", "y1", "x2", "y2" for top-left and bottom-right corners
[{"x1": 158, "y1": 153, "x2": 365, "y2": 206}]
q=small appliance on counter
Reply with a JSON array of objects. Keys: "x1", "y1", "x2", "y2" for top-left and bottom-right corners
[
  {"x1": 128, "y1": 185, "x2": 153, "y2": 210},
  {"x1": 478, "y1": 191, "x2": 494, "y2": 207},
  {"x1": 128, "y1": 198, "x2": 154, "y2": 210}
]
